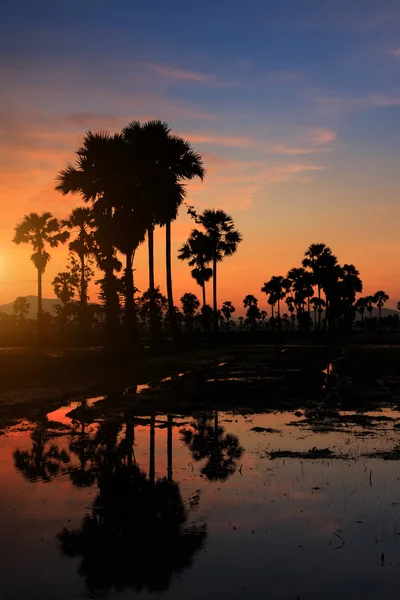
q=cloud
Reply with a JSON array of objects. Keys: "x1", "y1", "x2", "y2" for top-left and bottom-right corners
[
  {"x1": 314, "y1": 93, "x2": 400, "y2": 110},
  {"x1": 143, "y1": 62, "x2": 212, "y2": 82},
  {"x1": 391, "y1": 49, "x2": 400, "y2": 56},
  {"x1": 178, "y1": 132, "x2": 253, "y2": 147},
  {"x1": 272, "y1": 128, "x2": 336, "y2": 155}
]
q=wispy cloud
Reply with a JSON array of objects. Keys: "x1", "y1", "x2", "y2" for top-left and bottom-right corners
[
  {"x1": 391, "y1": 48, "x2": 400, "y2": 56},
  {"x1": 179, "y1": 132, "x2": 253, "y2": 147},
  {"x1": 272, "y1": 128, "x2": 336, "y2": 155},
  {"x1": 143, "y1": 62, "x2": 212, "y2": 82},
  {"x1": 314, "y1": 93, "x2": 400, "y2": 110}
]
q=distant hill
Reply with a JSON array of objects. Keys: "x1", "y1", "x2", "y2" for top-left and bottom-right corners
[{"x1": 0, "y1": 296, "x2": 61, "y2": 319}]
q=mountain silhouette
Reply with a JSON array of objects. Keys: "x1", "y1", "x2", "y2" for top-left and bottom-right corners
[{"x1": 0, "y1": 296, "x2": 61, "y2": 319}]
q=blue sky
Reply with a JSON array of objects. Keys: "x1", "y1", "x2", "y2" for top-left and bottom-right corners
[{"x1": 1, "y1": 0, "x2": 400, "y2": 307}]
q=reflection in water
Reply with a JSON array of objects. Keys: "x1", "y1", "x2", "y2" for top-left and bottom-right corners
[
  {"x1": 13, "y1": 421, "x2": 70, "y2": 483},
  {"x1": 181, "y1": 411, "x2": 244, "y2": 481},
  {"x1": 57, "y1": 414, "x2": 206, "y2": 594}
]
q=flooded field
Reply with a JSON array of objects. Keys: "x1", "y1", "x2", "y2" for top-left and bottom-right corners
[
  {"x1": 2, "y1": 406, "x2": 400, "y2": 597},
  {"x1": 2, "y1": 346, "x2": 400, "y2": 599}
]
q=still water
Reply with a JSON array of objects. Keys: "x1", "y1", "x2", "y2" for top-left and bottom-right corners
[{"x1": 2, "y1": 399, "x2": 400, "y2": 599}]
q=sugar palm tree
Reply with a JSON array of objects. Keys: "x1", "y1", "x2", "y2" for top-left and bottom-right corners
[
  {"x1": 122, "y1": 121, "x2": 205, "y2": 342},
  {"x1": 13, "y1": 212, "x2": 69, "y2": 333},
  {"x1": 56, "y1": 131, "x2": 124, "y2": 342},
  {"x1": 197, "y1": 210, "x2": 242, "y2": 332},
  {"x1": 13, "y1": 296, "x2": 30, "y2": 323},
  {"x1": 303, "y1": 243, "x2": 336, "y2": 328},
  {"x1": 63, "y1": 207, "x2": 95, "y2": 339},
  {"x1": 180, "y1": 292, "x2": 200, "y2": 332},
  {"x1": 354, "y1": 297, "x2": 368, "y2": 328},
  {"x1": 221, "y1": 301, "x2": 235, "y2": 331},
  {"x1": 366, "y1": 295, "x2": 375, "y2": 320},
  {"x1": 311, "y1": 296, "x2": 326, "y2": 330},
  {"x1": 261, "y1": 276, "x2": 289, "y2": 330},
  {"x1": 53, "y1": 271, "x2": 79, "y2": 332},
  {"x1": 178, "y1": 229, "x2": 213, "y2": 307},
  {"x1": 374, "y1": 290, "x2": 389, "y2": 323}
]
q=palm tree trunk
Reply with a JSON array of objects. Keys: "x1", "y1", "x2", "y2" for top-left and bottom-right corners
[
  {"x1": 166, "y1": 220, "x2": 178, "y2": 342},
  {"x1": 213, "y1": 253, "x2": 218, "y2": 333},
  {"x1": 148, "y1": 225, "x2": 161, "y2": 342},
  {"x1": 167, "y1": 414, "x2": 173, "y2": 482},
  {"x1": 125, "y1": 251, "x2": 138, "y2": 341},
  {"x1": 317, "y1": 285, "x2": 322, "y2": 330},
  {"x1": 314, "y1": 309, "x2": 317, "y2": 331},
  {"x1": 202, "y1": 282, "x2": 206, "y2": 308},
  {"x1": 149, "y1": 414, "x2": 155, "y2": 486},
  {"x1": 37, "y1": 267, "x2": 42, "y2": 339},
  {"x1": 79, "y1": 253, "x2": 87, "y2": 342}
]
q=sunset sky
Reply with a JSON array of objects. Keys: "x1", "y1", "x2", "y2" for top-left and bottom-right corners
[{"x1": 2, "y1": 0, "x2": 400, "y2": 312}]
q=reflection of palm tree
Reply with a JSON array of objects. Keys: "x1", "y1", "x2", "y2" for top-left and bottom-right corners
[
  {"x1": 181, "y1": 412, "x2": 244, "y2": 481},
  {"x1": 14, "y1": 423, "x2": 70, "y2": 483},
  {"x1": 58, "y1": 439, "x2": 206, "y2": 593}
]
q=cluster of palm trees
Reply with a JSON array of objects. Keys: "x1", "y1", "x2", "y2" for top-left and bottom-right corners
[
  {"x1": 12, "y1": 120, "x2": 242, "y2": 343},
  {"x1": 259, "y1": 243, "x2": 389, "y2": 331}
]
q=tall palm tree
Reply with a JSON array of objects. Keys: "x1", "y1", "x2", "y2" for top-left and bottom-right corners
[
  {"x1": 112, "y1": 207, "x2": 146, "y2": 340},
  {"x1": 53, "y1": 271, "x2": 79, "y2": 332},
  {"x1": 311, "y1": 296, "x2": 326, "y2": 331},
  {"x1": 366, "y1": 295, "x2": 375, "y2": 321},
  {"x1": 243, "y1": 295, "x2": 260, "y2": 330},
  {"x1": 13, "y1": 212, "x2": 68, "y2": 334},
  {"x1": 180, "y1": 292, "x2": 200, "y2": 333},
  {"x1": 197, "y1": 210, "x2": 242, "y2": 333},
  {"x1": 63, "y1": 207, "x2": 95, "y2": 339},
  {"x1": 302, "y1": 243, "x2": 336, "y2": 329},
  {"x1": 374, "y1": 290, "x2": 389, "y2": 323},
  {"x1": 178, "y1": 229, "x2": 213, "y2": 307},
  {"x1": 56, "y1": 131, "x2": 124, "y2": 342},
  {"x1": 122, "y1": 121, "x2": 205, "y2": 342}
]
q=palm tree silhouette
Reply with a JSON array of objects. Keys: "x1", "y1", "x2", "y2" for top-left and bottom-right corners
[
  {"x1": 180, "y1": 292, "x2": 200, "y2": 332},
  {"x1": 56, "y1": 131, "x2": 124, "y2": 342},
  {"x1": 63, "y1": 207, "x2": 96, "y2": 340},
  {"x1": 178, "y1": 229, "x2": 213, "y2": 307},
  {"x1": 122, "y1": 121, "x2": 205, "y2": 342},
  {"x1": 243, "y1": 294, "x2": 260, "y2": 330},
  {"x1": 366, "y1": 295, "x2": 375, "y2": 321},
  {"x1": 197, "y1": 210, "x2": 242, "y2": 333},
  {"x1": 261, "y1": 276, "x2": 289, "y2": 328},
  {"x1": 311, "y1": 296, "x2": 326, "y2": 330},
  {"x1": 374, "y1": 290, "x2": 389, "y2": 324},
  {"x1": 303, "y1": 243, "x2": 336, "y2": 329},
  {"x1": 221, "y1": 301, "x2": 235, "y2": 331},
  {"x1": 52, "y1": 271, "x2": 78, "y2": 333},
  {"x1": 355, "y1": 297, "x2": 367, "y2": 328},
  {"x1": 13, "y1": 212, "x2": 68, "y2": 335},
  {"x1": 13, "y1": 296, "x2": 30, "y2": 323}
]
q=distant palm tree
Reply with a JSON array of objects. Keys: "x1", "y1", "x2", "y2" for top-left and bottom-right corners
[
  {"x1": 180, "y1": 292, "x2": 200, "y2": 332},
  {"x1": 374, "y1": 290, "x2": 389, "y2": 323},
  {"x1": 354, "y1": 297, "x2": 367, "y2": 327},
  {"x1": 365, "y1": 295, "x2": 375, "y2": 320},
  {"x1": 261, "y1": 276, "x2": 289, "y2": 329},
  {"x1": 221, "y1": 301, "x2": 235, "y2": 331},
  {"x1": 13, "y1": 212, "x2": 68, "y2": 334},
  {"x1": 13, "y1": 296, "x2": 30, "y2": 323},
  {"x1": 311, "y1": 297, "x2": 326, "y2": 331},
  {"x1": 63, "y1": 207, "x2": 95, "y2": 338},
  {"x1": 178, "y1": 229, "x2": 213, "y2": 307},
  {"x1": 303, "y1": 243, "x2": 336, "y2": 328},
  {"x1": 197, "y1": 210, "x2": 242, "y2": 333}
]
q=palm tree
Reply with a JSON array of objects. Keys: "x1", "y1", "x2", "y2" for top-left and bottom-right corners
[
  {"x1": 13, "y1": 212, "x2": 69, "y2": 334},
  {"x1": 197, "y1": 210, "x2": 242, "y2": 332},
  {"x1": 122, "y1": 121, "x2": 205, "y2": 342},
  {"x1": 180, "y1": 293, "x2": 200, "y2": 332},
  {"x1": 303, "y1": 243, "x2": 336, "y2": 329},
  {"x1": 53, "y1": 271, "x2": 79, "y2": 333},
  {"x1": 261, "y1": 276, "x2": 289, "y2": 329},
  {"x1": 56, "y1": 131, "x2": 124, "y2": 342},
  {"x1": 63, "y1": 207, "x2": 95, "y2": 339},
  {"x1": 374, "y1": 290, "x2": 389, "y2": 324},
  {"x1": 366, "y1": 295, "x2": 375, "y2": 320},
  {"x1": 285, "y1": 296, "x2": 296, "y2": 330},
  {"x1": 243, "y1": 294, "x2": 260, "y2": 330},
  {"x1": 311, "y1": 297, "x2": 326, "y2": 331},
  {"x1": 13, "y1": 296, "x2": 30, "y2": 323},
  {"x1": 178, "y1": 229, "x2": 213, "y2": 307},
  {"x1": 221, "y1": 301, "x2": 235, "y2": 331},
  {"x1": 354, "y1": 297, "x2": 368, "y2": 328}
]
